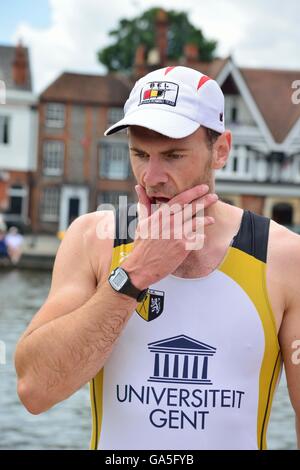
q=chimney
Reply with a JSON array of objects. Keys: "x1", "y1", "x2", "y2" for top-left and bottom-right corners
[
  {"x1": 184, "y1": 43, "x2": 199, "y2": 65},
  {"x1": 155, "y1": 9, "x2": 168, "y2": 66},
  {"x1": 12, "y1": 40, "x2": 27, "y2": 86},
  {"x1": 134, "y1": 44, "x2": 147, "y2": 78}
]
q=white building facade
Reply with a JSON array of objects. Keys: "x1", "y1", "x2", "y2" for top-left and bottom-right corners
[
  {"x1": 0, "y1": 43, "x2": 37, "y2": 229},
  {"x1": 214, "y1": 59, "x2": 300, "y2": 229}
]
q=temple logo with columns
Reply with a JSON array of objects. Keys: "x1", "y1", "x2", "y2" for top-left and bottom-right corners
[{"x1": 148, "y1": 334, "x2": 217, "y2": 385}]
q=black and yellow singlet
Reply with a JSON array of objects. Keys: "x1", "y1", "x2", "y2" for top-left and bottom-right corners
[{"x1": 90, "y1": 206, "x2": 281, "y2": 450}]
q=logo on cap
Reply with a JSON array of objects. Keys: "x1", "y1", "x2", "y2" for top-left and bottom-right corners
[{"x1": 139, "y1": 81, "x2": 179, "y2": 107}]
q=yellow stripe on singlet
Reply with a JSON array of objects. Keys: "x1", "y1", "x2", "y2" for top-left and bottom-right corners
[
  {"x1": 89, "y1": 242, "x2": 134, "y2": 450},
  {"x1": 90, "y1": 369, "x2": 103, "y2": 450},
  {"x1": 219, "y1": 247, "x2": 281, "y2": 450}
]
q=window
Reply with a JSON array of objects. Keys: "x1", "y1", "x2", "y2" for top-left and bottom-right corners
[
  {"x1": 232, "y1": 155, "x2": 238, "y2": 173},
  {"x1": 218, "y1": 146, "x2": 254, "y2": 180},
  {"x1": 100, "y1": 142, "x2": 129, "y2": 180},
  {"x1": 41, "y1": 187, "x2": 60, "y2": 222},
  {"x1": 108, "y1": 107, "x2": 124, "y2": 128},
  {"x1": 292, "y1": 154, "x2": 300, "y2": 182},
  {"x1": 231, "y1": 106, "x2": 238, "y2": 123},
  {"x1": 43, "y1": 141, "x2": 64, "y2": 176},
  {"x1": 98, "y1": 191, "x2": 130, "y2": 208},
  {"x1": 0, "y1": 80, "x2": 5, "y2": 104},
  {"x1": 45, "y1": 103, "x2": 65, "y2": 128},
  {"x1": 225, "y1": 96, "x2": 239, "y2": 124},
  {"x1": 0, "y1": 116, "x2": 10, "y2": 144},
  {"x1": 6, "y1": 185, "x2": 27, "y2": 217}
]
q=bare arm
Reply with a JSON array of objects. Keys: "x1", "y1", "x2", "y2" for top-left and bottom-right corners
[
  {"x1": 16, "y1": 185, "x2": 216, "y2": 414},
  {"x1": 278, "y1": 230, "x2": 300, "y2": 449},
  {"x1": 15, "y1": 213, "x2": 137, "y2": 414}
]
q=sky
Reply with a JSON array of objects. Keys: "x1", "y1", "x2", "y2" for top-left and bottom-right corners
[{"x1": 1, "y1": 0, "x2": 300, "y2": 93}]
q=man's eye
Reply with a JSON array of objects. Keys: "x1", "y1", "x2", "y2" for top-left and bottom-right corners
[
  {"x1": 168, "y1": 154, "x2": 184, "y2": 159},
  {"x1": 134, "y1": 153, "x2": 148, "y2": 159}
]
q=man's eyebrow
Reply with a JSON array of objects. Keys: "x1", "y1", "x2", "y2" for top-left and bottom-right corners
[
  {"x1": 160, "y1": 148, "x2": 189, "y2": 155},
  {"x1": 129, "y1": 147, "x2": 189, "y2": 154},
  {"x1": 129, "y1": 147, "x2": 147, "y2": 153}
]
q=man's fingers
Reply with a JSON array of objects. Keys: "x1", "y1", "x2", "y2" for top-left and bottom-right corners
[
  {"x1": 182, "y1": 193, "x2": 219, "y2": 222},
  {"x1": 168, "y1": 184, "x2": 210, "y2": 207},
  {"x1": 162, "y1": 193, "x2": 218, "y2": 221},
  {"x1": 136, "y1": 185, "x2": 151, "y2": 220}
]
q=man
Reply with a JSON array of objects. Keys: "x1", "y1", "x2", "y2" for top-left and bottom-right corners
[{"x1": 15, "y1": 66, "x2": 300, "y2": 450}]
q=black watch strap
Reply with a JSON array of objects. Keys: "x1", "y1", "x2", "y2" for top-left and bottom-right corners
[
  {"x1": 109, "y1": 267, "x2": 148, "y2": 302},
  {"x1": 122, "y1": 275, "x2": 148, "y2": 302}
]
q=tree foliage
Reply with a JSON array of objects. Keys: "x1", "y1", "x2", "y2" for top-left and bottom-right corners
[{"x1": 98, "y1": 8, "x2": 217, "y2": 72}]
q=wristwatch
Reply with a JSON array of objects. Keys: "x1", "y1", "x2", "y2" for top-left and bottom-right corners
[{"x1": 108, "y1": 267, "x2": 148, "y2": 302}]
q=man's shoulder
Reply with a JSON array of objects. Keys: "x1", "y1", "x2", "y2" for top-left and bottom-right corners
[
  {"x1": 69, "y1": 210, "x2": 115, "y2": 242},
  {"x1": 269, "y1": 219, "x2": 300, "y2": 277},
  {"x1": 269, "y1": 219, "x2": 300, "y2": 251},
  {"x1": 63, "y1": 211, "x2": 116, "y2": 281}
]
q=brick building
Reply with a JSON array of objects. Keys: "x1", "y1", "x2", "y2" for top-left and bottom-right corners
[
  {"x1": 132, "y1": 10, "x2": 300, "y2": 227},
  {"x1": 32, "y1": 73, "x2": 135, "y2": 233},
  {"x1": 33, "y1": 9, "x2": 300, "y2": 233}
]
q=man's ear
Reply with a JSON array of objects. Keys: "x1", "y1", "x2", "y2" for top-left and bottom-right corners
[{"x1": 211, "y1": 131, "x2": 231, "y2": 170}]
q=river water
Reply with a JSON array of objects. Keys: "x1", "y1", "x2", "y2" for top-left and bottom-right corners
[{"x1": 0, "y1": 269, "x2": 297, "y2": 450}]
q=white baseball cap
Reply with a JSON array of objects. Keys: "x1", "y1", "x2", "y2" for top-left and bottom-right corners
[{"x1": 104, "y1": 65, "x2": 225, "y2": 139}]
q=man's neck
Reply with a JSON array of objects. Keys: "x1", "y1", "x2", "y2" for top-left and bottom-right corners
[{"x1": 172, "y1": 201, "x2": 244, "y2": 278}]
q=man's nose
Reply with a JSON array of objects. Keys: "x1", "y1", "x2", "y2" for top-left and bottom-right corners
[{"x1": 142, "y1": 158, "x2": 168, "y2": 187}]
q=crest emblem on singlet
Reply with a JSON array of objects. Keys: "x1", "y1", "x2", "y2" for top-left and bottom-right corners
[{"x1": 136, "y1": 288, "x2": 165, "y2": 321}]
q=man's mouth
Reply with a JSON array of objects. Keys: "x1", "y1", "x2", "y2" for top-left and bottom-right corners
[{"x1": 151, "y1": 196, "x2": 170, "y2": 204}]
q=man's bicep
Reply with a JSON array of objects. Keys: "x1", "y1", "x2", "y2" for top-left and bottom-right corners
[{"x1": 22, "y1": 215, "x2": 98, "y2": 337}]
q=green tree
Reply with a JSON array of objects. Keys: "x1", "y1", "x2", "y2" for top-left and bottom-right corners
[{"x1": 98, "y1": 8, "x2": 217, "y2": 72}]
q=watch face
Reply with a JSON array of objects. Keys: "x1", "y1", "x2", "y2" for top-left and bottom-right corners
[{"x1": 110, "y1": 268, "x2": 128, "y2": 290}]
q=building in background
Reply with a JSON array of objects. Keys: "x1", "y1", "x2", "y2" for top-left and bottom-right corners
[
  {"x1": 132, "y1": 10, "x2": 300, "y2": 229},
  {"x1": 32, "y1": 73, "x2": 134, "y2": 233},
  {"x1": 0, "y1": 42, "x2": 37, "y2": 230},
  {"x1": 33, "y1": 9, "x2": 300, "y2": 233},
  {"x1": 215, "y1": 61, "x2": 300, "y2": 229}
]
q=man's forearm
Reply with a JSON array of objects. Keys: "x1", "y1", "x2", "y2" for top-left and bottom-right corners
[{"x1": 15, "y1": 281, "x2": 137, "y2": 414}]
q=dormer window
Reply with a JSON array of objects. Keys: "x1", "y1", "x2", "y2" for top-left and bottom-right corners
[{"x1": 225, "y1": 95, "x2": 239, "y2": 124}]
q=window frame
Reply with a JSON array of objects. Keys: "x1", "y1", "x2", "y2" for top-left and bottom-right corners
[
  {"x1": 99, "y1": 141, "x2": 130, "y2": 180},
  {"x1": 45, "y1": 103, "x2": 65, "y2": 129},
  {"x1": 0, "y1": 115, "x2": 10, "y2": 145},
  {"x1": 98, "y1": 191, "x2": 130, "y2": 208},
  {"x1": 224, "y1": 95, "x2": 239, "y2": 125},
  {"x1": 107, "y1": 107, "x2": 124, "y2": 128},
  {"x1": 217, "y1": 145, "x2": 255, "y2": 181},
  {"x1": 41, "y1": 187, "x2": 61, "y2": 222},
  {"x1": 292, "y1": 154, "x2": 300, "y2": 183},
  {"x1": 43, "y1": 140, "x2": 65, "y2": 176}
]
